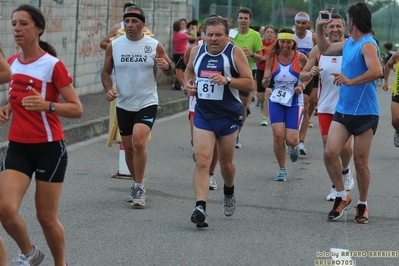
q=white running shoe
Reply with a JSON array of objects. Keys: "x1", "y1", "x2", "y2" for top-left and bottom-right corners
[
  {"x1": 326, "y1": 186, "x2": 337, "y2": 201},
  {"x1": 298, "y1": 142, "x2": 307, "y2": 155},
  {"x1": 209, "y1": 174, "x2": 218, "y2": 190},
  {"x1": 126, "y1": 186, "x2": 134, "y2": 202},
  {"x1": 132, "y1": 185, "x2": 146, "y2": 208},
  {"x1": 13, "y1": 245, "x2": 44, "y2": 266},
  {"x1": 394, "y1": 131, "x2": 399, "y2": 147},
  {"x1": 343, "y1": 169, "x2": 354, "y2": 191},
  {"x1": 223, "y1": 194, "x2": 236, "y2": 216},
  {"x1": 191, "y1": 147, "x2": 196, "y2": 162},
  {"x1": 261, "y1": 116, "x2": 268, "y2": 126},
  {"x1": 235, "y1": 135, "x2": 242, "y2": 149}
]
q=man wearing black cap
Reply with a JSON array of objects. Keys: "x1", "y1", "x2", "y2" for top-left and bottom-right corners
[
  {"x1": 383, "y1": 42, "x2": 395, "y2": 66},
  {"x1": 101, "y1": 5, "x2": 174, "y2": 208}
]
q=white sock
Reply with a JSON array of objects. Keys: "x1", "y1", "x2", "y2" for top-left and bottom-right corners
[
  {"x1": 336, "y1": 191, "x2": 347, "y2": 200},
  {"x1": 25, "y1": 246, "x2": 35, "y2": 257},
  {"x1": 357, "y1": 200, "x2": 367, "y2": 206},
  {"x1": 134, "y1": 183, "x2": 143, "y2": 188}
]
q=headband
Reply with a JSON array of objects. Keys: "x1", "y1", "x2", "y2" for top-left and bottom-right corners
[
  {"x1": 123, "y1": 12, "x2": 145, "y2": 23},
  {"x1": 294, "y1": 14, "x2": 310, "y2": 21},
  {"x1": 278, "y1": 33, "x2": 295, "y2": 40}
]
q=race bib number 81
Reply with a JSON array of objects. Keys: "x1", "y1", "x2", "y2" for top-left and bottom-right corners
[{"x1": 197, "y1": 77, "x2": 224, "y2": 100}]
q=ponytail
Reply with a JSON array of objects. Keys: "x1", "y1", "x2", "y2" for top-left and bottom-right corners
[{"x1": 39, "y1": 40, "x2": 57, "y2": 57}]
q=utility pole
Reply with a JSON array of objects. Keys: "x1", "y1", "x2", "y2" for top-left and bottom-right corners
[
  {"x1": 280, "y1": 0, "x2": 286, "y2": 27},
  {"x1": 308, "y1": 0, "x2": 313, "y2": 22},
  {"x1": 192, "y1": 0, "x2": 200, "y2": 20},
  {"x1": 271, "y1": 0, "x2": 276, "y2": 25},
  {"x1": 228, "y1": 0, "x2": 232, "y2": 19}
]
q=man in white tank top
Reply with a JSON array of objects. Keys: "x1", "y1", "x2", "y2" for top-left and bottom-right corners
[
  {"x1": 100, "y1": 3, "x2": 135, "y2": 50},
  {"x1": 294, "y1": 11, "x2": 317, "y2": 156},
  {"x1": 100, "y1": 3, "x2": 152, "y2": 50},
  {"x1": 101, "y1": 5, "x2": 174, "y2": 208},
  {"x1": 299, "y1": 14, "x2": 354, "y2": 201}
]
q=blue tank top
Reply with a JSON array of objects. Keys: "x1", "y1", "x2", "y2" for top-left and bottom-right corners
[
  {"x1": 193, "y1": 42, "x2": 241, "y2": 120},
  {"x1": 336, "y1": 35, "x2": 380, "y2": 116}
]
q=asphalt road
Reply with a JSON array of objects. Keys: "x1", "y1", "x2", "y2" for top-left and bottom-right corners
[{"x1": 1, "y1": 86, "x2": 399, "y2": 266}]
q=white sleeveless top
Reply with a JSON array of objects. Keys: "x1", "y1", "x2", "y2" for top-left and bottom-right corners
[
  {"x1": 318, "y1": 54, "x2": 342, "y2": 114},
  {"x1": 112, "y1": 34, "x2": 159, "y2": 111},
  {"x1": 295, "y1": 30, "x2": 314, "y2": 56}
]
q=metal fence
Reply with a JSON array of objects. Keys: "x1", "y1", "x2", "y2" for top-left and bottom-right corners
[{"x1": 208, "y1": 1, "x2": 398, "y2": 52}]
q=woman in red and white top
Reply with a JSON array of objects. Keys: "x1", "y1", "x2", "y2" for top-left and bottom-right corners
[
  {"x1": 256, "y1": 25, "x2": 276, "y2": 126},
  {"x1": 0, "y1": 4, "x2": 82, "y2": 266},
  {"x1": 0, "y1": 43, "x2": 11, "y2": 266},
  {"x1": 172, "y1": 20, "x2": 197, "y2": 90}
]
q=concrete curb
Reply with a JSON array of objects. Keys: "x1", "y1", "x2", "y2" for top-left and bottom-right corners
[{"x1": 0, "y1": 98, "x2": 188, "y2": 159}]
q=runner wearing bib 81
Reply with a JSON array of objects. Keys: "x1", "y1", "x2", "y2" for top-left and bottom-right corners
[{"x1": 184, "y1": 16, "x2": 253, "y2": 229}]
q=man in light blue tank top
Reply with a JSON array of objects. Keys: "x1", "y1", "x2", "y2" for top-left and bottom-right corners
[{"x1": 316, "y1": 2, "x2": 382, "y2": 224}]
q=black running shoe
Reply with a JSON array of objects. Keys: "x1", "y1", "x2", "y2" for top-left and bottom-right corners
[
  {"x1": 354, "y1": 204, "x2": 368, "y2": 224},
  {"x1": 327, "y1": 195, "x2": 352, "y2": 220},
  {"x1": 191, "y1": 206, "x2": 208, "y2": 229}
]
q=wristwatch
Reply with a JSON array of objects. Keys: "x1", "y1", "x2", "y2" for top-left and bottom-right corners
[
  {"x1": 226, "y1": 76, "x2": 232, "y2": 85},
  {"x1": 49, "y1": 102, "x2": 56, "y2": 113}
]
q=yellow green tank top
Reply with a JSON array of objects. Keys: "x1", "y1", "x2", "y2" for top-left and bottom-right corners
[{"x1": 393, "y1": 64, "x2": 399, "y2": 96}]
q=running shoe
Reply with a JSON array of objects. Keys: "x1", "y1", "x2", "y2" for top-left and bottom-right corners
[
  {"x1": 354, "y1": 204, "x2": 369, "y2": 224},
  {"x1": 343, "y1": 169, "x2": 354, "y2": 191},
  {"x1": 298, "y1": 142, "x2": 307, "y2": 155},
  {"x1": 394, "y1": 131, "x2": 399, "y2": 147},
  {"x1": 13, "y1": 245, "x2": 44, "y2": 266},
  {"x1": 132, "y1": 186, "x2": 146, "y2": 208},
  {"x1": 209, "y1": 174, "x2": 218, "y2": 190},
  {"x1": 327, "y1": 195, "x2": 352, "y2": 221},
  {"x1": 191, "y1": 206, "x2": 208, "y2": 228},
  {"x1": 261, "y1": 116, "x2": 268, "y2": 126},
  {"x1": 223, "y1": 194, "x2": 236, "y2": 216},
  {"x1": 308, "y1": 121, "x2": 314, "y2": 128},
  {"x1": 126, "y1": 186, "x2": 134, "y2": 202},
  {"x1": 326, "y1": 186, "x2": 337, "y2": 201},
  {"x1": 191, "y1": 147, "x2": 196, "y2": 162},
  {"x1": 235, "y1": 135, "x2": 242, "y2": 149},
  {"x1": 275, "y1": 168, "x2": 287, "y2": 182},
  {"x1": 288, "y1": 145, "x2": 300, "y2": 162}
]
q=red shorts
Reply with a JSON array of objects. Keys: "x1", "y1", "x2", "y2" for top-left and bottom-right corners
[
  {"x1": 188, "y1": 111, "x2": 195, "y2": 120},
  {"x1": 318, "y1": 113, "x2": 333, "y2": 136}
]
